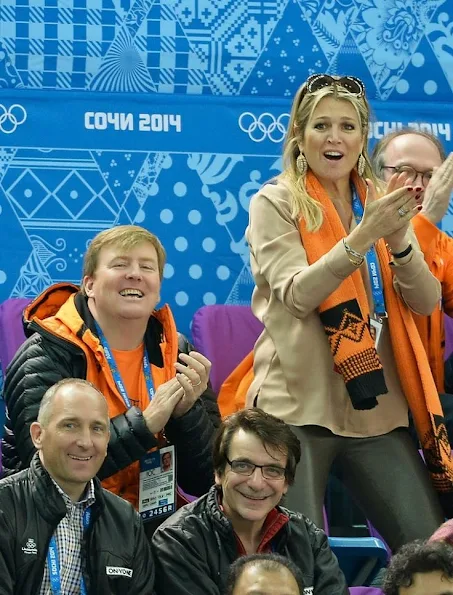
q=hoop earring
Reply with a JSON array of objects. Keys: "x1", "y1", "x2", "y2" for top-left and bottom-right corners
[
  {"x1": 296, "y1": 153, "x2": 307, "y2": 176},
  {"x1": 357, "y1": 154, "x2": 366, "y2": 177}
]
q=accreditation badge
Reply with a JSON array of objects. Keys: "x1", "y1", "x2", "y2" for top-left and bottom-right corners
[
  {"x1": 139, "y1": 444, "x2": 176, "y2": 522},
  {"x1": 369, "y1": 316, "x2": 383, "y2": 350}
]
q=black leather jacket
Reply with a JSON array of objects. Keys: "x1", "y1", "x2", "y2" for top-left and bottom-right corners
[
  {"x1": 0, "y1": 454, "x2": 154, "y2": 595},
  {"x1": 2, "y1": 286, "x2": 220, "y2": 501},
  {"x1": 152, "y1": 486, "x2": 348, "y2": 595}
]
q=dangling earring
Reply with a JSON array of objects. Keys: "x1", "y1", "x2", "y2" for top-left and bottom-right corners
[
  {"x1": 357, "y1": 154, "x2": 366, "y2": 177},
  {"x1": 296, "y1": 153, "x2": 307, "y2": 176}
]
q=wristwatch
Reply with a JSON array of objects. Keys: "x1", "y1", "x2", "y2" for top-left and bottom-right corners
[{"x1": 390, "y1": 243, "x2": 413, "y2": 259}]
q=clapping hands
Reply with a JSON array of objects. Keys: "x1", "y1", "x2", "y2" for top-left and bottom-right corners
[{"x1": 420, "y1": 153, "x2": 453, "y2": 225}]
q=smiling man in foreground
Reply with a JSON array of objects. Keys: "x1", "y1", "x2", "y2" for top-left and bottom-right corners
[
  {"x1": 0, "y1": 378, "x2": 154, "y2": 594},
  {"x1": 152, "y1": 408, "x2": 348, "y2": 595}
]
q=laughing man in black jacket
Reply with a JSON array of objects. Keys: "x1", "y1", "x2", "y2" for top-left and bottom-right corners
[
  {"x1": 152, "y1": 408, "x2": 347, "y2": 595},
  {"x1": 0, "y1": 378, "x2": 154, "y2": 595}
]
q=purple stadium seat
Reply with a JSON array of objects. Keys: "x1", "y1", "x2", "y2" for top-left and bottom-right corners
[
  {"x1": 191, "y1": 308, "x2": 453, "y2": 395},
  {"x1": 445, "y1": 314, "x2": 453, "y2": 361},
  {"x1": 191, "y1": 305, "x2": 263, "y2": 394},
  {"x1": 0, "y1": 297, "x2": 32, "y2": 373},
  {"x1": 0, "y1": 297, "x2": 32, "y2": 471},
  {"x1": 366, "y1": 523, "x2": 391, "y2": 559},
  {"x1": 349, "y1": 589, "x2": 382, "y2": 594}
]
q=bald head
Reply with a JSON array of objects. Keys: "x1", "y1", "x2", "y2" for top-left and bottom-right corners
[
  {"x1": 37, "y1": 378, "x2": 109, "y2": 427},
  {"x1": 372, "y1": 130, "x2": 444, "y2": 188},
  {"x1": 226, "y1": 555, "x2": 302, "y2": 595},
  {"x1": 30, "y1": 379, "x2": 110, "y2": 501},
  {"x1": 232, "y1": 563, "x2": 300, "y2": 595},
  {"x1": 383, "y1": 133, "x2": 443, "y2": 175}
]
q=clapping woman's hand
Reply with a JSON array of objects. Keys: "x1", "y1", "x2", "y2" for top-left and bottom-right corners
[{"x1": 360, "y1": 174, "x2": 422, "y2": 250}]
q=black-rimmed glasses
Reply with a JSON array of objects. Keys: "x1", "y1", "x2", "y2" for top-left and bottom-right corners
[
  {"x1": 226, "y1": 457, "x2": 286, "y2": 480},
  {"x1": 382, "y1": 165, "x2": 433, "y2": 187}
]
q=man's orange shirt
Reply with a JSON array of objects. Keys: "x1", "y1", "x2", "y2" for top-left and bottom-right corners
[{"x1": 111, "y1": 343, "x2": 149, "y2": 410}]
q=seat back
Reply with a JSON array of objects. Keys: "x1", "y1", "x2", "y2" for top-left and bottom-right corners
[
  {"x1": 328, "y1": 536, "x2": 387, "y2": 588},
  {"x1": 0, "y1": 297, "x2": 32, "y2": 443},
  {"x1": 445, "y1": 314, "x2": 453, "y2": 361},
  {"x1": 191, "y1": 305, "x2": 263, "y2": 394},
  {"x1": 349, "y1": 589, "x2": 382, "y2": 594},
  {"x1": 0, "y1": 297, "x2": 32, "y2": 374}
]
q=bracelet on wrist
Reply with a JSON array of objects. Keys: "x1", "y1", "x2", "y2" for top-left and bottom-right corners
[
  {"x1": 343, "y1": 238, "x2": 365, "y2": 267},
  {"x1": 390, "y1": 243, "x2": 413, "y2": 259}
]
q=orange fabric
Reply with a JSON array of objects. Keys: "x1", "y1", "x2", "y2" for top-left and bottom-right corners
[
  {"x1": 412, "y1": 214, "x2": 453, "y2": 392},
  {"x1": 25, "y1": 284, "x2": 179, "y2": 508},
  {"x1": 220, "y1": 176, "x2": 453, "y2": 495},
  {"x1": 218, "y1": 352, "x2": 254, "y2": 418},
  {"x1": 111, "y1": 344, "x2": 147, "y2": 410},
  {"x1": 302, "y1": 171, "x2": 453, "y2": 494},
  {"x1": 300, "y1": 172, "x2": 384, "y2": 402}
]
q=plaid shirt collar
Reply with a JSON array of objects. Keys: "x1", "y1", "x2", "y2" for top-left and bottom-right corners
[{"x1": 51, "y1": 478, "x2": 96, "y2": 510}]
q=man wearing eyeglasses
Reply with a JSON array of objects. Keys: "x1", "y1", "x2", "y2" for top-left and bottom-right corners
[
  {"x1": 151, "y1": 408, "x2": 348, "y2": 595},
  {"x1": 371, "y1": 130, "x2": 453, "y2": 397}
]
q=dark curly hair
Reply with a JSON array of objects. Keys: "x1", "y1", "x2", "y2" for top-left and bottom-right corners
[{"x1": 383, "y1": 540, "x2": 453, "y2": 595}]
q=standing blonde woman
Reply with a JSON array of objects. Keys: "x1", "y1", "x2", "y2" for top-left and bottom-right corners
[{"x1": 245, "y1": 74, "x2": 453, "y2": 550}]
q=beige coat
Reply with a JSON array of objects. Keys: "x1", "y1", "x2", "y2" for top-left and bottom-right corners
[{"x1": 245, "y1": 178, "x2": 441, "y2": 437}]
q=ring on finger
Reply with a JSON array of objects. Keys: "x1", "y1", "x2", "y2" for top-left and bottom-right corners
[
  {"x1": 192, "y1": 380, "x2": 202, "y2": 387},
  {"x1": 397, "y1": 206, "x2": 409, "y2": 217}
]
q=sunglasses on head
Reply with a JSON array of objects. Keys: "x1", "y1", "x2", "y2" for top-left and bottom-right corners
[{"x1": 304, "y1": 74, "x2": 365, "y2": 97}]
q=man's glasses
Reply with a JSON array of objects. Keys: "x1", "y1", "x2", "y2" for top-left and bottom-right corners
[
  {"x1": 382, "y1": 165, "x2": 433, "y2": 187},
  {"x1": 226, "y1": 457, "x2": 286, "y2": 480},
  {"x1": 304, "y1": 74, "x2": 365, "y2": 98}
]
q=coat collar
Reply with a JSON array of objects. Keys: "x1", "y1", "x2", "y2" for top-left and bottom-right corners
[{"x1": 29, "y1": 452, "x2": 104, "y2": 526}]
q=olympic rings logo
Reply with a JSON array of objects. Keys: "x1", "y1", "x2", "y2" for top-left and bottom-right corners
[
  {"x1": 0, "y1": 104, "x2": 27, "y2": 134},
  {"x1": 238, "y1": 112, "x2": 290, "y2": 143}
]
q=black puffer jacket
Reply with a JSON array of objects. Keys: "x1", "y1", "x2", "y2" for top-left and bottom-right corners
[
  {"x1": 0, "y1": 454, "x2": 154, "y2": 595},
  {"x1": 152, "y1": 486, "x2": 348, "y2": 595},
  {"x1": 2, "y1": 284, "x2": 220, "y2": 502}
]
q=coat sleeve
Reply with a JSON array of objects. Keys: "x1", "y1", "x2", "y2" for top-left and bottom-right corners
[
  {"x1": 152, "y1": 523, "x2": 221, "y2": 595},
  {"x1": 0, "y1": 508, "x2": 16, "y2": 594},
  {"x1": 394, "y1": 214, "x2": 446, "y2": 315},
  {"x1": 129, "y1": 514, "x2": 156, "y2": 595},
  {"x1": 311, "y1": 526, "x2": 349, "y2": 595},
  {"x1": 412, "y1": 213, "x2": 453, "y2": 313},
  {"x1": 163, "y1": 334, "x2": 221, "y2": 497},
  {"x1": 247, "y1": 187, "x2": 365, "y2": 319},
  {"x1": 2, "y1": 333, "x2": 158, "y2": 479},
  {"x1": 433, "y1": 226, "x2": 453, "y2": 317},
  {"x1": 389, "y1": 226, "x2": 441, "y2": 316}
]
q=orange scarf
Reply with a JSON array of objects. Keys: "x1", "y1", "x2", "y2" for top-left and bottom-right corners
[
  {"x1": 302, "y1": 172, "x2": 385, "y2": 409},
  {"x1": 302, "y1": 170, "x2": 453, "y2": 498}
]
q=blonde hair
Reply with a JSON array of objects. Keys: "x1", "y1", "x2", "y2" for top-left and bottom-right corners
[
  {"x1": 81, "y1": 225, "x2": 166, "y2": 294},
  {"x1": 281, "y1": 82, "x2": 381, "y2": 231}
]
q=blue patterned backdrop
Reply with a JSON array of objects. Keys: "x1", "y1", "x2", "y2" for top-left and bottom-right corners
[{"x1": 1, "y1": 0, "x2": 453, "y2": 337}]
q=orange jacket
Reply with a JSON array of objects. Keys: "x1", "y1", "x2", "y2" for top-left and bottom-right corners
[
  {"x1": 25, "y1": 284, "x2": 177, "y2": 507},
  {"x1": 412, "y1": 214, "x2": 453, "y2": 392},
  {"x1": 3, "y1": 283, "x2": 220, "y2": 509}
]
